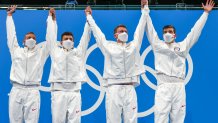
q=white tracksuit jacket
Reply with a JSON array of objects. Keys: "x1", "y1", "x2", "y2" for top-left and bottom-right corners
[
  {"x1": 145, "y1": 12, "x2": 208, "y2": 81},
  {"x1": 46, "y1": 16, "x2": 91, "y2": 83},
  {"x1": 6, "y1": 16, "x2": 49, "y2": 85},
  {"x1": 86, "y1": 9, "x2": 148, "y2": 86}
]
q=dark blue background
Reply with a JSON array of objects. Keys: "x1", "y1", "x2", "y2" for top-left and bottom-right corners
[{"x1": 0, "y1": 10, "x2": 218, "y2": 123}]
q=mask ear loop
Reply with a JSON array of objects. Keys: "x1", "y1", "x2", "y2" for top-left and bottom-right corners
[
  {"x1": 115, "y1": 33, "x2": 119, "y2": 41},
  {"x1": 173, "y1": 34, "x2": 177, "y2": 40},
  {"x1": 34, "y1": 40, "x2": 37, "y2": 46},
  {"x1": 23, "y1": 38, "x2": 26, "y2": 46}
]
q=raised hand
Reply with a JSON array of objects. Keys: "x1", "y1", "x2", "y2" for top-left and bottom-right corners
[
  {"x1": 141, "y1": 0, "x2": 148, "y2": 8},
  {"x1": 7, "y1": 5, "x2": 17, "y2": 16},
  {"x1": 202, "y1": 0, "x2": 215, "y2": 13},
  {"x1": 49, "y1": 8, "x2": 56, "y2": 21},
  {"x1": 85, "y1": 6, "x2": 92, "y2": 16}
]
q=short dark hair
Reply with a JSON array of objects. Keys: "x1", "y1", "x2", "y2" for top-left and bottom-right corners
[
  {"x1": 114, "y1": 24, "x2": 127, "y2": 34},
  {"x1": 61, "y1": 32, "x2": 74, "y2": 41},
  {"x1": 26, "y1": 32, "x2": 35, "y2": 35},
  {"x1": 163, "y1": 25, "x2": 176, "y2": 33}
]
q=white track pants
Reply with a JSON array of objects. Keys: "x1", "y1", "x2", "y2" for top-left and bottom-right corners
[
  {"x1": 9, "y1": 87, "x2": 40, "y2": 123},
  {"x1": 155, "y1": 83, "x2": 186, "y2": 123},
  {"x1": 51, "y1": 91, "x2": 81, "y2": 123},
  {"x1": 106, "y1": 85, "x2": 138, "y2": 123}
]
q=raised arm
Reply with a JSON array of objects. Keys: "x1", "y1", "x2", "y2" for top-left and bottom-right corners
[
  {"x1": 144, "y1": 3, "x2": 160, "y2": 46},
  {"x1": 46, "y1": 8, "x2": 58, "y2": 56},
  {"x1": 183, "y1": 0, "x2": 214, "y2": 51},
  {"x1": 6, "y1": 5, "x2": 19, "y2": 54},
  {"x1": 77, "y1": 22, "x2": 91, "y2": 57},
  {"x1": 132, "y1": 0, "x2": 149, "y2": 50},
  {"x1": 37, "y1": 41, "x2": 50, "y2": 63},
  {"x1": 85, "y1": 6, "x2": 107, "y2": 54}
]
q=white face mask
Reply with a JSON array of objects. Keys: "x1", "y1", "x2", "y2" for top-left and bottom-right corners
[
  {"x1": 117, "y1": 32, "x2": 128, "y2": 43},
  {"x1": 25, "y1": 38, "x2": 36, "y2": 49},
  {"x1": 163, "y1": 33, "x2": 175, "y2": 43},
  {"x1": 62, "y1": 40, "x2": 74, "y2": 50}
]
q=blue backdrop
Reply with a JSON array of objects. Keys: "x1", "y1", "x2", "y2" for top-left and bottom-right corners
[{"x1": 0, "y1": 10, "x2": 218, "y2": 123}]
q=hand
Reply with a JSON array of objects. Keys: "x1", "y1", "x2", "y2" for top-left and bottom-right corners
[
  {"x1": 85, "y1": 6, "x2": 92, "y2": 16},
  {"x1": 49, "y1": 8, "x2": 56, "y2": 21},
  {"x1": 141, "y1": 0, "x2": 148, "y2": 8},
  {"x1": 7, "y1": 5, "x2": 17, "y2": 16},
  {"x1": 202, "y1": 0, "x2": 215, "y2": 13}
]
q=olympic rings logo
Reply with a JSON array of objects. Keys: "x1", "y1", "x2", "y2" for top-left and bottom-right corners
[{"x1": 39, "y1": 44, "x2": 193, "y2": 118}]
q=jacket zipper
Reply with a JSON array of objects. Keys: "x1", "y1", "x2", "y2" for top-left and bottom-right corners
[
  {"x1": 170, "y1": 57, "x2": 175, "y2": 76},
  {"x1": 24, "y1": 50, "x2": 28, "y2": 85},
  {"x1": 123, "y1": 47, "x2": 126, "y2": 78},
  {"x1": 66, "y1": 54, "x2": 68, "y2": 81}
]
